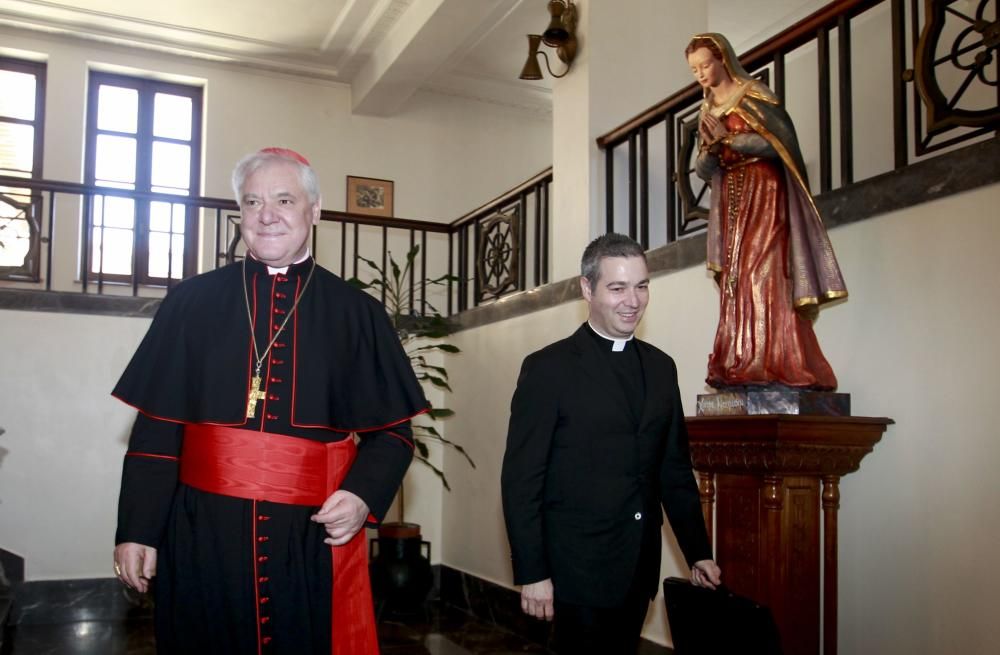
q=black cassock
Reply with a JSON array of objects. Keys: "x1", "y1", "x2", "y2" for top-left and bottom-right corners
[{"x1": 113, "y1": 256, "x2": 427, "y2": 654}]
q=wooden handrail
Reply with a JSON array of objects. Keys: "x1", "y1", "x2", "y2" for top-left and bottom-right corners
[
  {"x1": 319, "y1": 210, "x2": 449, "y2": 233},
  {"x1": 595, "y1": 0, "x2": 883, "y2": 149},
  {"x1": 0, "y1": 174, "x2": 450, "y2": 231},
  {"x1": 450, "y1": 167, "x2": 552, "y2": 227},
  {"x1": 0, "y1": 174, "x2": 238, "y2": 210}
]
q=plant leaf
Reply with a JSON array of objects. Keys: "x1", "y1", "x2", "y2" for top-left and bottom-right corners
[
  {"x1": 416, "y1": 373, "x2": 452, "y2": 391},
  {"x1": 411, "y1": 343, "x2": 460, "y2": 354},
  {"x1": 410, "y1": 429, "x2": 476, "y2": 468},
  {"x1": 413, "y1": 455, "x2": 451, "y2": 491}
]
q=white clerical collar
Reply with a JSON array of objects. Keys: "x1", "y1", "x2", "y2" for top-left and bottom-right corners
[
  {"x1": 588, "y1": 321, "x2": 633, "y2": 352},
  {"x1": 266, "y1": 250, "x2": 311, "y2": 275}
]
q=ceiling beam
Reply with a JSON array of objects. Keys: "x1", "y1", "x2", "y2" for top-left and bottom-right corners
[{"x1": 351, "y1": 0, "x2": 520, "y2": 116}]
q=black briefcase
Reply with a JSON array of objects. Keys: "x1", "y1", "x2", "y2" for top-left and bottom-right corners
[{"x1": 662, "y1": 577, "x2": 782, "y2": 655}]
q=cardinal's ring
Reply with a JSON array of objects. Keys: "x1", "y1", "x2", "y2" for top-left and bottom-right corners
[{"x1": 114, "y1": 562, "x2": 122, "y2": 576}]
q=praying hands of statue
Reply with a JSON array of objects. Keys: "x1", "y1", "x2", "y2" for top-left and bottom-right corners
[{"x1": 699, "y1": 113, "x2": 729, "y2": 153}]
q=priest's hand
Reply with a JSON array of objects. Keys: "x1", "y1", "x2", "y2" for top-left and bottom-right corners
[
  {"x1": 520, "y1": 578, "x2": 555, "y2": 621},
  {"x1": 691, "y1": 559, "x2": 722, "y2": 589},
  {"x1": 114, "y1": 542, "x2": 157, "y2": 593},
  {"x1": 312, "y1": 490, "x2": 369, "y2": 546}
]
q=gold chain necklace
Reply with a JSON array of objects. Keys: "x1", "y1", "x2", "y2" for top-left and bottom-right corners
[{"x1": 242, "y1": 256, "x2": 316, "y2": 419}]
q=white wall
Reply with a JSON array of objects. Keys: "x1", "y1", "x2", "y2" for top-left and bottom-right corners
[
  {"x1": 550, "y1": 0, "x2": 709, "y2": 279},
  {"x1": 440, "y1": 183, "x2": 1000, "y2": 652},
  {"x1": 0, "y1": 311, "x2": 150, "y2": 578}
]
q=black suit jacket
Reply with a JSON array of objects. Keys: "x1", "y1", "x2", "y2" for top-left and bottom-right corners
[{"x1": 501, "y1": 324, "x2": 712, "y2": 607}]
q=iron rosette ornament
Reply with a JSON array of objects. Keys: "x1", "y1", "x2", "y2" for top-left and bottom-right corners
[
  {"x1": 477, "y1": 208, "x2": 520, "y2": 301},
  {"x1": 913, "y1": 0, "x2": 1000, "y2": 145}
]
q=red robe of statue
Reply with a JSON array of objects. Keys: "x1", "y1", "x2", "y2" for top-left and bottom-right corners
[{"x1": 706, "y1": 113, "x2": 837, "y2": 389}]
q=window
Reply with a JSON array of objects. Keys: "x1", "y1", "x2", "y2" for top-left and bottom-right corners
[
  {"x1": 0, "y1": 56, "x2": 45, "y2": 281},
  {"x1": 84, "y1": 71, "x2": 202, "y2": 285}
]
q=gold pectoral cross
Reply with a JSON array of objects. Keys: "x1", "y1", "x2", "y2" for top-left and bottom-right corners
[{"x1": 246, "y1": 375, "x2": 267, "y2": 419}]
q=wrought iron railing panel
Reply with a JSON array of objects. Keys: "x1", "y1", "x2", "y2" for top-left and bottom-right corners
[
  {"x1": 449, "y1": 169, "x2": 552, "y2": 311},
  {"x1": 911, "y1": 0, "x2": 999, "y2": 154},
  {"x1": 477, "y1": 207, "x2": 520, "y2": 299},
  {"x1": 0, "y1": 186, "x2": 42, "y2": 282}
]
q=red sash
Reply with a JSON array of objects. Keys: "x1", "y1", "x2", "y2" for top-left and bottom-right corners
[{"x1": 180, "y1": 424, "x2": 378, "y2": 654}]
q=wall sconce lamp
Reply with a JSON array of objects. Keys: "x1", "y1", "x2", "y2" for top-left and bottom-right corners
[{"x1": 519, "y1": 1, "x2": 578, "y2": 80}]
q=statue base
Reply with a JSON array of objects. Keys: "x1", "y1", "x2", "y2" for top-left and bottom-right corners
[{"x1": 695, "y1": 389, "x2": 850, "y2": 417}]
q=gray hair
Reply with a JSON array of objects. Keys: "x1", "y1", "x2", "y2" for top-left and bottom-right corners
[
  {"x1": 231, "y1": 150, "x2": 320, "y2": 205},
  {"x1": 581, "y1": 233, "x2": 646, "y2": 290}
]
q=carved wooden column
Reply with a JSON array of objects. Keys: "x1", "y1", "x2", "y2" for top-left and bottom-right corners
[
  {"x1": 821, "y1": 475, "x2": 841, "y2": 655},
  {"x1": 686, "y1": 415, "x2": 892, "y2": 655},
  {"x1": 697, "y1": 472, "x2": 715, "y2": 544}
]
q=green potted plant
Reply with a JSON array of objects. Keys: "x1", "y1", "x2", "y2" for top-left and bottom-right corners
[{"x1": 348, "y1": 245, "x2": 474, "y2": 610}]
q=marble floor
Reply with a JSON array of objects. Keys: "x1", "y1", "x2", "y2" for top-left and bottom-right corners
[{"x1": 1, "y1": 580, "x2": 553, "y2": 655}]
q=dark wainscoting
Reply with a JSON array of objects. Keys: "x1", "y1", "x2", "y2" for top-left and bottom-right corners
[
  {"x1": 438, "y1": 565, "x2": 671, "y2": 655},
  {"x1": 0, "y1": 548, "x2": 24, "y2": 651},
  {"x1": 2, "y1": 567, "x2": 673, "y2": 654}
]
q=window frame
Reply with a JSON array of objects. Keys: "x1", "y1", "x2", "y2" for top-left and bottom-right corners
[
  {"x1": 0, "y1": 56, "x2": 47, "y2": 282},
  {"x1": 82, "y1": 70, "x2": 203, "y2": 287}
]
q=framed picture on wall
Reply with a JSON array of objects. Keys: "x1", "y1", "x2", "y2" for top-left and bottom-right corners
[{"x1": 346, "y1": 175, "x2": 394, "y2": 217}]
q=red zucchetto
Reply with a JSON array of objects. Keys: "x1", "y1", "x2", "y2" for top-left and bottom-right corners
[{"x1": 258, "y1": 147, "x2": 310, "y2": 166}]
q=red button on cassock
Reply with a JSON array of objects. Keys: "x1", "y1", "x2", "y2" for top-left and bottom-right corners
[
  {"x1": 257, "y1": 515, "x2": 271, "y2": 521},
  {"x1": 265, "y1": 413, "x2": 278, "y2": 421},
  {"x1": 258, "y1": 536, "x2": 269, "y2": 543},
  {"x1": 260, "y1": 596, "x2": 270, "y2": 604},
  {"x1": 258, "y1": 555, "x2": 268, "y2": 563},
  {"x1": 269, "y1": 377, "x2": 283, "y2": 384}
]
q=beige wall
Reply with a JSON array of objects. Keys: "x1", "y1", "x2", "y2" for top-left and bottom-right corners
[
  {"x1": 440, "y1": 183, "x2": 1000, "y2": 652},
  {"x1": 0, "y1": 310, "x2": 150, "y2": 578},
  {"x1": 550, "y1": 0, "x2": 710, "y2": 279}
]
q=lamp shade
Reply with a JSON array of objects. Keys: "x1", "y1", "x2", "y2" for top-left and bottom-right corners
[{"x1": 519, "y1": 34, "x2": 544, "y2": 80}]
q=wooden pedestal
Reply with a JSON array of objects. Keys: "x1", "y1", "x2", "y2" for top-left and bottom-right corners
[{"x1": 685, "y1": 415, "x2": 892, "y2": 655}]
